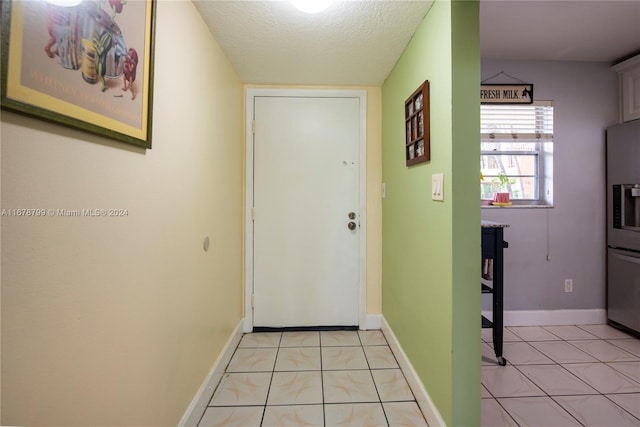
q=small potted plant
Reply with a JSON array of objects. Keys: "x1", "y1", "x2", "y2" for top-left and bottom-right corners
[{"x1": 492, "y1": 172, "x2": 512, "y2": 205}]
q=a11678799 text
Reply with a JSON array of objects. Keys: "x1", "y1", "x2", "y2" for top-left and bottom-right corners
[{"x1": 1, "y1": 208, "x2": 128, "y2": 217}]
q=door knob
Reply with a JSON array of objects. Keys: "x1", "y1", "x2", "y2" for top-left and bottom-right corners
[
  {"x1": 348, "y1": 221, "x2": 357, "y2": 230},
  {"x1": 348, "y1": 212, "x2": 356, "y2": 219}
]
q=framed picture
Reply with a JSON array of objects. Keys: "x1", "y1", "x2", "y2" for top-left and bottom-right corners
[
  {"x1": 404, "y1": 80, "x2": 430, "y2": 166},
  {"x1": 1, "y1": 0, "x2": 156, "y2": 149}
]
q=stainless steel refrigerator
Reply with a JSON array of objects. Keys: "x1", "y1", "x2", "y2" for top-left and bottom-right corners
[{"x1": 606, "y1": 119, "x2": 640, "y2": 336}]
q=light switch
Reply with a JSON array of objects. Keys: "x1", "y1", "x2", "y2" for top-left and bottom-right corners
[{"x1": 432, "y1": 173, "x2": 444, "y2": 201}]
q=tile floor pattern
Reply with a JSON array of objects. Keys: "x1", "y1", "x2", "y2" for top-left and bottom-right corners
[
  {"x1": 198, "y1": 330, "x2": 429, "y2": 427},
  {"x1": 482, "y1": 324, "x2": 640, "y2": 426},
  {"x1": 198, "y1": 325, "x2": 640, "y2": 426}
]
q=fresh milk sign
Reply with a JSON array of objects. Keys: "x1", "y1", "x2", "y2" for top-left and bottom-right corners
[{"x1": 480, "y1": 84, "x2": 534, "y2": 104}]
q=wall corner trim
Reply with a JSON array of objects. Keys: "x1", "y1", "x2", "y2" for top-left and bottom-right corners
[
  {"x1": 178, "y1": 319, "x2": 244, "y2": 427},
  {"x1": 381, "y1": 316, "x2": 447, "y2": 427},
  {"x1": 365, "y1": 314, "x2": 382, "y2": 330}
]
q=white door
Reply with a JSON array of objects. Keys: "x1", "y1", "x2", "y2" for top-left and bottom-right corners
[{"x1": 252, "y1": 95, "x2": 361, "y2": 327}]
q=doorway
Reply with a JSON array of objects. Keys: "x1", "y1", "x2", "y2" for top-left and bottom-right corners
[{"x1": 244, "y1": 89, "x2": 367, "y2": 331}]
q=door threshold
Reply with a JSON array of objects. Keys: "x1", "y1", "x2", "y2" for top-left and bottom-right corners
[{"x1": 252, "y1": 325, "x2": 358, "y2": 333}]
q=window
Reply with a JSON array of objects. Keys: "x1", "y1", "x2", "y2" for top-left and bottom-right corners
[{"x1": 480, "y1": 101, "x2": 554, "y2": 205}]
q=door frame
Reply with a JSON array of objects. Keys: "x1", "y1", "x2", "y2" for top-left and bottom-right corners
[{"x1": 244, "y1": 88, "x2": 367, "y2": 332}]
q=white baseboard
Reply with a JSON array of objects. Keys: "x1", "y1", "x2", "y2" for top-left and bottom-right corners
[
  {"x1": 380, "y1": 316, "x2": 446, "y2": 427},
  {"x1": 178, "y1": 319, "x2": 244, "y2": 427},
  {"x1": 481, "y1": 309, "x2": 607, "y2": 327},
  {"x1": 365, "y1": 314, "x2": 381, "y2": 330}
]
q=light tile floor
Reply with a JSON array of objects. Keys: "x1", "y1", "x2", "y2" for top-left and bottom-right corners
[
  {"x1": 197, "y1": 325, "x2": 640, "y2": 426},
  {"x1": 482, "y1": 324, "x2": 640, "y2": 426},
  {"x1": 198, "y1": 330, "x2": 429, "y2": 427}
]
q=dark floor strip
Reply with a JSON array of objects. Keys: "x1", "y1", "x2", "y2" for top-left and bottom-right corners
[{"x1": 253, "y1": 325, "x2": 358, "y2": 332}]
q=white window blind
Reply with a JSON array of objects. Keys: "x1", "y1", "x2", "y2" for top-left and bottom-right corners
[{"x1": 481, "y1": 101, "x2": 554, "y2": 142}]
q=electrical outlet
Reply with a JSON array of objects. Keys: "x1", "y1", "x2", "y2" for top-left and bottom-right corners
[{"x1": 564, "y1": 279, "x2": 573, "y2": 293}]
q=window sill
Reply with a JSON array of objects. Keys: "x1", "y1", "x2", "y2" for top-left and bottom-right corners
[{"x1": 481, "y1": 203, "x2": 554, "y2": 209}]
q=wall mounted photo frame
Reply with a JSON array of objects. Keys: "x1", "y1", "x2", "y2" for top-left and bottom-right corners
[
  {"x1": 405, "y1": 80, "x2": 430, "y2": 166},
  {"x1": 1, "y1": 0, "x2": 156, "y2": 149}
]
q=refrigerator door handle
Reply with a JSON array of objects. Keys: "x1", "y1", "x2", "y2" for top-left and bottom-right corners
[{"x1": 611, "y1": 252, "x2": 640, "y2": 265}]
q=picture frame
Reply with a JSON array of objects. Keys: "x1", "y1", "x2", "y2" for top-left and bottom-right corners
[
  {"x1": 404, "y1": 80, "x2": 430, "y2": 166},
  {"x1": 1, "y1": 0, "x2": 156, "y2": 149}
]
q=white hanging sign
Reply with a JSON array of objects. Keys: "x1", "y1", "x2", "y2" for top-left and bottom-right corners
[{"x1": 480, "y1": 84, "x2": 534, "y2": 104}]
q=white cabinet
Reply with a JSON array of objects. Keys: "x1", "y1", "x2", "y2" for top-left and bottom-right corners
[{"x1": 613, "y1": 54, "x2": 640, "y2": 122}]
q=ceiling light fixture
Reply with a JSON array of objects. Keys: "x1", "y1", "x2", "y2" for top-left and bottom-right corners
[
  {"x1": 291, "y1": 0, "x2": 333, "y2": 14},
  {"x1": 45, "y1": 0, "x2": 83, "y2": 7}
]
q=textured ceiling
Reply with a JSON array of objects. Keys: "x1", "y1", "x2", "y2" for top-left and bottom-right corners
[
  {"x1": 193, "y1": 0, "x2": 433, "y2": 85},
  {"x1": 480, "y1": 0, "x2": 640, "y2": 64},
  {"x1": 193, "y1": 1, "x2": 640, "y2": 86}
]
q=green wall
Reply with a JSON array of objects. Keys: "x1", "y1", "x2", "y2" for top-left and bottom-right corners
[{"x1": 381, "y1": 1, "x2": 480, "y2": 425}]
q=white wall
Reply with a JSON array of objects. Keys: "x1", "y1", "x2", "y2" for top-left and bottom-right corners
[
  {"x1": 1, "y1": 1, "x2": 243, "y2": 425},
  {"x1": 482, "y1": 59, "x2": 619, "y2": 315}
]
